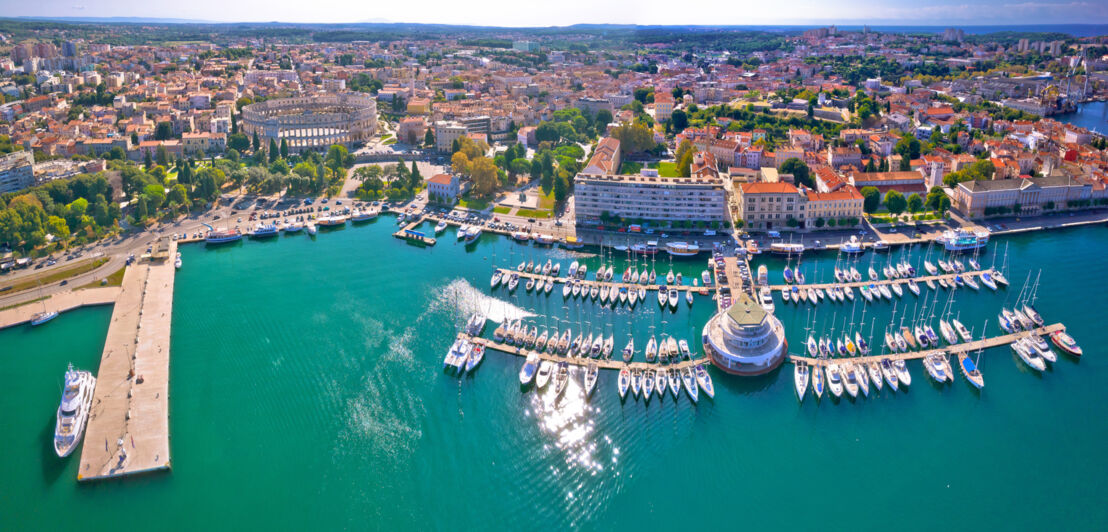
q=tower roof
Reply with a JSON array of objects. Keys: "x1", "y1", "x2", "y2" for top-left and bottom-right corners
[{"x1": 726, "y1": 293, "x2": 766, "y2": 327}]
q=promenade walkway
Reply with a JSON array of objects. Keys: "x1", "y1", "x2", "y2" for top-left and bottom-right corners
[{"x1": 78, "y1": 241, "x2": 176, "y2": 481}]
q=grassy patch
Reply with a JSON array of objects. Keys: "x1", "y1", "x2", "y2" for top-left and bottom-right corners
[
  {"x1": 0, "y1": 257, "x2": 108, "y2": 295},
  {"x1": 382, "y1": 137, "x2": 397, "y2": 145},
  {"x1": 656, "y1": 162, "x2": 680, "y2": 177},
  {"x1": 538, "y1": 189, "x2": 556, "y2": 210},
  {"x1": 515, "y1": 208, "x2": 553, "y2": 219},
  {"x1": 492, "y1": 205, "x2": 512, "y2": 215},
  {"x1": 76, "y1": 266, "x2": 126, "y2": 290},
  {"x1": 0, "y1": 295, "x2": 48, "y2": 312},
  {"x1": 457, "y1": 195, "x2": 490, "y2": 210},
  {"x1": 619, "y1": 161, "x2": 644, "y2": 174}
]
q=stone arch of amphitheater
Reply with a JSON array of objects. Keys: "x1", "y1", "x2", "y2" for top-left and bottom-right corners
[{"x1": 241, "y1": 93, "x2": 377, "y2": 154}]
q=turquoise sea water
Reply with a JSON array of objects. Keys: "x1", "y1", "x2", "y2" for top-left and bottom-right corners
[{"x1": 3, "y1": 219, "x2": 1107, "y2": 530}]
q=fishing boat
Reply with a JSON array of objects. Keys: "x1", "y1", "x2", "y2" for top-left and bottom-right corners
[
  {"x1": 53, "y1": 363, "x2": 96, "y2": 457},
  {"x1": 794, "y1": 361, "x2": 809, "y2": 402},
  {"x1": 841, "y1": 235, "x2": 863, "y2": 254},
  {"x1": 872, "y1": 240, "x2": 890, "y2": 251},
  {"x1": 682, "y1": 368, "x2": 699, "y2": 403},
  {"x1": 536, "y1": 360, "x2": 554, "y2": 389},
  {"x1": 584, "y1": 362, "x2": 598, "y2": 397},
  {"x1": 1050, "y1": 330, "x2": 1082, "y2": 357},
  {"x1": 618, "y1": 367, "x2": 630, "y2": 399},
  {"x1": 695, "y1": 363, "x2": 715, "y2": 399}
]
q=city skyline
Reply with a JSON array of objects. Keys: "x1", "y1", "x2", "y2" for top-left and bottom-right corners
[{"x1": 4, "y1": 0, "x2": 1108, "y2": 27}]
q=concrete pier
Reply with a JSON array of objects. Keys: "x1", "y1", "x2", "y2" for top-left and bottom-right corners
[
  {"x1": 78, "y1": 241, "x2": 176, "y2": 481},
  {"x1": 0, "y1": 287, "x2": 120, "y2": 329}
]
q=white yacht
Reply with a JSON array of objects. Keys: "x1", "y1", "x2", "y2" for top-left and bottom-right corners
[{"x1": 54, "y1": 364, "x2": 96, "y2": 458}]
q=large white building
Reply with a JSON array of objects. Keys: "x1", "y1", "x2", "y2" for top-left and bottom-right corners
[
  {"x1": 434, "y1": 121, "x2": 467, "y2": 153},
  {"x1": 703, "y1": 293, "x2": 788, "y2": 375},
  {"x1": 573, "y1": 173, "x2": 728, "y2": 225},
  {"x1": 0, "y1": 150, "x2": 35, "y2": 194}
]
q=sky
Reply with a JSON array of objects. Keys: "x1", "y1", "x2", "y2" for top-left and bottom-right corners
[{"x1": 3, "y1": 0, "x2": 1108, "y2": 26}]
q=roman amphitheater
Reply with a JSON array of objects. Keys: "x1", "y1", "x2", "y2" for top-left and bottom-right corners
[{"x1": 241, "y1": 93, "x2": 377, "y2": 154}]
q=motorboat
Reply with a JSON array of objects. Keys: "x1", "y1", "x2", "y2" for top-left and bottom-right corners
[
  {"x1": 434, "y1": 221, "x2": 448, "y2": 234},
  {"x1": 826, "y1": 364, "x2": 844, "y2": 398},
  {"x1": 553, "y1": 362, "x2": 570, "y2": 397},
  {"x1": 923, "y1": 354, "x2": 947, "y2": 383},
  {"x1": 1012, "y1": 339, "x2": 1045, "y2": 372},
  {"x1": 1051, "y1": 330, "x2": 1082, "y2": 357},
  {"x1": 536, "y1": 360, "x2": 554, "y2": 389},
  {"x1": 54, "y1": 364, "x2": 96, "y2": 457},
  {"x1": 569, "y1": 261, "x2": 579, "y2": 277},
  {"x1": 1028, "y1": 335, "x2": 1056, "y2": 363},
  {"x1": 667, "y1": 289, "x2": 679, "y2": 309}
]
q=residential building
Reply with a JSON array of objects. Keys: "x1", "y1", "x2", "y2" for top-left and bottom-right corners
[
  {"x1": 952, "y1": 176, "x2": 1092, "y2": 218},
  {"x1": 574, "y1": 173, "x2": 727, "y2": 225},
  {"x1": 434, "y1": 120, "x2": 467, "y2": 152},
  {"x1": 582, "y1": 137, "x2": 621, "y2": 175},
  {"x1": 0, "y1": 150, "x2": 34, "y2": 194},
  {"x1": 737, "y1": 181, "x2": 800, "y2": 230},
  {"x1": 802, "y1": 187, "x2": 864, "y2": 226},
  {"x1": 654, "y1": 91, "x2": 673, "y2": 122}
]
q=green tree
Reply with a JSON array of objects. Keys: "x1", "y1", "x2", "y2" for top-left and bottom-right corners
[
  {"x1": 861, "y1": 186, "x2": 881, "y2": 213},
  {"x1": 780, "y1": 158, "x2": 812, "y2": 189},
  {"x1": 553, "y1": 174, "x2": 568, "y2": 204},
  {"x1": 135, "y1": 195, "x2": 149, "y2": 221},
  {"x1": 470, "y1": 156, "x2": 499, "y2": 197},
  {"x1": 252, "y1": 131, "x2": 260, "y2": 151},
  {"x1": 155, "y1": 144, "x2": 169, "y2": 167},
  {"x1": 424, "y1": 129, "x2": 435, "y2": 147},
  {"x1": 885, "y1": 190, "x2": 907, "y2": 216},
  {"x1": 670, "y1": 109, "x2": 689, "y2": 132},
  {"x1": 907, "y1": 193, "x2": 924, "y2": 213},
  {"x1": 154, "y1": 122, "x2": 174, "y2": 141},
  {"x1": 895, "y1": 134, "x2": 921, "y2": 161},
  {"x1": 280, "y1": 139, "x2": 289, "y2": 159},
  {"x1": 167, "y1": 183, "x2": 188, "y2": 206},
  {"x1": 144, "y1": 150, "x2": 154, "y2": 170}
]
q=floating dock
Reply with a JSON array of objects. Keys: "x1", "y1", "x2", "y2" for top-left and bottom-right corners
[
  {"x1": 768, "y1": 268, "x2": 1000, "y2": 291},
  {"x1": 788, "y1": 323, "x2": 1065, "y2": 367},
  {"x1": 464, "y1": 334, "x2": 707, "y2": 372},
  {"x1": 494, "y1": 267, "x2": 710, "y2": 296},
  {"x1": 78, "y1": 241, "x2": 176, "y2": 482},
  {"x1": 392, "y1": 216, "x2": 436, "y2": 246}
]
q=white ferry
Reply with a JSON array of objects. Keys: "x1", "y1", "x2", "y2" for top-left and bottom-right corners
[
  {"x1": 250, "y1": 223, "x2": 279, "y2": 238},
  {"x1": 561, "y1": 236, "x2": 584, "y2": 249},
  {"x1": 205, "y1": 228, "x2": 243, "y2": 244},
  {"x1": 511, "y1": 231, "x2": 531, "y2": 242},
  {"x1": 665, "y1": 241, "x2": 700, "y2": 257},
  {"x1": 768, "y1": 242, "x2": 805, "y2": 255},
  {"x1": 533, "y1": 234, "x2": 555, "y2": 246},
  {"x1": 54, "y1": 364, "x2": 96, "y2": 457},
  {"x1": 316, "y1": 215, "x2": 347, "y2": 227},
  {"x1": 351, "y1": 209, "x2": 377, "y2": 222},
  {"x1": 939, "y1": 229, "x2": 989, "y2": 252}
]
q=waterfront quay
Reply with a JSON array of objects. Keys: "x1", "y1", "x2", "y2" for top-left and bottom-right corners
[
  {"x1": 463, "y1": 333, "x2": 707, "y2": 372},
  {"x1": 78, "y1": 240, "x2": 176, "y2": 481},
  {"x1": 0, "y1": 287, "x2": 120, "y2": 329}
]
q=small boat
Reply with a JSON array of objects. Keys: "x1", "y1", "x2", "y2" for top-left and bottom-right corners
[
  {"x1": 923, "y1": 354, "x2": 947, "y2": 383},
  {"x1": 812, "y1": 365, "x2": 824, "y2": 399},
  {"x1": 519, "y1": 352, "x2": 540, "y2": 384},
  {"x1": 525, "y1": 278, "x2": 536, "y2": 292},
  {"x1": 939, "y1": 320, "x2": 958, "y2": 345},
  {"x1": 894, "y1": 359, "x2": 912, "y2": 386},
  {"x1": 31, "y1": 310, "x2": 59, "y2": 326},
  {"x1": 553, "y1": 362, "x2": 570, "y2": 397},
  {"x1": 878, "y1": 284, "x2": 892, "y2": 300},
  {"x1": 668, "y1": 370, "x2": 681, "y2": 399},
  {"x1": 508, "y1": 274, "x2": 519, "y2": 292},
  {"x1": 924, "y1": 261, "x2": 938, "y2": 275},
  {"x1": 618, "y1": 367, "x2": 630, "y2": 400},
  {"x1": 642, "y1": 370, "x2": 655, "y2": 402},
  {"x1": 667, "y1": 288, "x2": 679, "y2": 309},
  {"x1": 1022, "y1": 304, "x2": 1044, "y2": 327},
  {"x1": 457, "y1": 225, "x2": 469, "y2": 240},
  {"x1": 631, "y1": 370, "x2": 642, "y2": 397},
  {"x1": 491, "y1": 270, "x2": 503, "y2": 289},
  {"x1": 907, "y1": 279, "x2": 920, "y2": 296},
  {"x1": 842, "y1": 364, "x2": 860, "y2": 398},
  {"x1": 958, "y1": 352, "x2": 984, "y2": 389},
  {"x1": 682, "y1": 368, "x2": 699, "y2": 403},
  {"x1": 880, "y1": 359, "x2": 899, "y2": 391},
  {"x1": 980, "y1": 272, "x2": 998, "y2": 291},
  {"x1": 826, "y1": 364, "x2": 844, "y2": 398},
  {"x1": 645, "y1": 336, "x2": 658, "y2": 363},
  {"x1": 584, "y1": 362, "x2": 598, "y2": 397},
  {"x1": 695, "y1": 363, "x2": 715, "y2": 399},
  {"x1": 54, "y1": 363, "x2": 96, "y2": 457},
  {"x1": 569, "y1": 261, "x2": 579, "y2": 277},
  {"x1": 901, "y1": 327, "x2": 918, "y2": 350},
  {"x1": 1028, "y1": 335, "x2": 1056, "y2": 363},
  {"x1": 465, "y1": 344, "x2": 485, "y2": 373},
  {"x1": 1050, "y1": 330, "x2": 1082, "y2": 357},
  {"x1": 890, "y1": 282, "x2": 904, "y2": 298},
  {"x1": 552, "y1": 263, "x2": 561, "y2": 277},
  {"x1": 685, "y1": 289, "x2": 694, "y2": 306},
  {"x1": 435, "y1": 221, "x2": 448, "y2": 234},
  {"x1": 783, "y1": 266, "x2": 795, "y2": 284},
  {"x1": 536, "y1": 360, "x2": 554, "y2": 389},
  {"x1": 794, "y1": 361, "x2": 809, "y2": 402}
]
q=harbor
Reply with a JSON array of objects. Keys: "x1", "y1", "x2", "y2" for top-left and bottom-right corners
[{"x1": 4, "y1": 211, "x2": 1104, "y2": 530}]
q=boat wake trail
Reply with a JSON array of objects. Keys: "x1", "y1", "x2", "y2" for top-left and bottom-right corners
[{"x1": 440, "y1": 278, "x2": 534, "y2": 323}]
